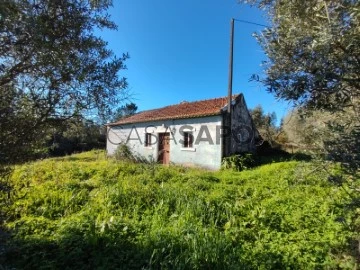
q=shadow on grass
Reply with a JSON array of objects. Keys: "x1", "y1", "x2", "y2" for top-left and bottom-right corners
[
  {"x1": 1, "y1": 228, "x2": 152, "y2": 270},
  {"x1": 255, "y1": 143, "x2": 312, "y2": 166},
  {"x1": 0, "y1": 225, "x2": 237, "y2": 270}
]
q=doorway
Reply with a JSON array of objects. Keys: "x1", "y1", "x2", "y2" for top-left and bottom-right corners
[{"x1": 158, "y1": 132, "x2": 170, "y2": 164}]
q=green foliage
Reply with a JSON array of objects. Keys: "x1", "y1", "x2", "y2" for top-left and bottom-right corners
[
  {"x1": 244, "y1": 0, "x2": 360, "y2": 112},
  {"x1": 281, "y1": 107, "x2": 359, "y2": 151},
  {"x1": 221, "y1": 153, "x2": 256, "y2": 171},
  {"x1": 0, "y1": 0, "x2": 128, "y2": 166},
  {"x1": 114, "y1": 143, "x2": 149, "y2": 164},
  {"x1": 0, "y1": 86, "x2": 49, "y2": 165},
  {"x1": 242, "y1": 0, "x2": 359, "y2": 211},
  {"x1": 114, "y1": 143, "x2": 135, "y2": 162},
  {"x1": 1, "y1": 151, "x2": 357, "y2": 269},
  {"x1": 281, "y1": 108, "x2": 336, "y2": 151},
  {"x1": 47, "y1": 118, "x2": 106, "y2": 156},
  {"x1": 111, "y1": 102, "x2": 138, "y2": 122},
  {"x1": 325, "y1": 125, "x2": 360, "y2": 176},
  {"x1": 250, "y1": 105, "x2": 278, "y2": 145}
]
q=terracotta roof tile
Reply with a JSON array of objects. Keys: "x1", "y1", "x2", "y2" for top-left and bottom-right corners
[{"x1": 108, "y1": 95, "x2": 238, "y2": 125}]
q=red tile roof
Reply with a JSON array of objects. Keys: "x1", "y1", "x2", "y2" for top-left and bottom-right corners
[{"x1": 108, "y1": 95, "x2": 238, "y2": 125}]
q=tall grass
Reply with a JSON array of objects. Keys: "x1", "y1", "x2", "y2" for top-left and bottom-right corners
[{"x1": 0, "y1": 150, "x2": 357, "y2": 269}]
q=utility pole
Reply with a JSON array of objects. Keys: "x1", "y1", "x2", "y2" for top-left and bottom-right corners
[
  {"x1": 227, "y1": 18, "x2": 234, "y2": 114},
  {"x1": 226, "y1": 18, "x2": 235, "y2": 156}
]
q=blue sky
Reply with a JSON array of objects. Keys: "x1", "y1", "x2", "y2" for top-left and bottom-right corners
[{"x1": 99, "y1": 0, "x2": 291, "y2": 124}]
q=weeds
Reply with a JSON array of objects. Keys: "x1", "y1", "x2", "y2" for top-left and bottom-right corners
[
  {"x1": 0, "y1": 151, "x2": 358, "y2": 269},
  {"x1": 221, "y1": 153, "x2": 256, "y2": 171}
]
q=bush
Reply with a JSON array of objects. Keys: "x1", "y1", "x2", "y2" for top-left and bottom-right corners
[
  {"x1": 114, "y1": 144, "x2": 152, "y2": 166},
  {"x1": 221, "y1": 153, "x2": 256, "y2": 171},
  {"x1": 114, "y1": 143, "x2": 135, "y2": 162}
]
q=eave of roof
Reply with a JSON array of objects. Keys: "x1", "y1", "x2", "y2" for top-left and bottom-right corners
[{"x1": 107, "y1": 95, "x2": 239, "y2": 126}]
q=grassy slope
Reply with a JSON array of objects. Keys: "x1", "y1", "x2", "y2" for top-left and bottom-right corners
[{"x1": 0, "y1": 151, "x2": 356, "y2": 269}]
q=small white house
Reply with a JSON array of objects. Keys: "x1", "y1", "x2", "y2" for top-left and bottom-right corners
[{"x1": 106, "y1": 94, "x2": 259, "y2": 170}]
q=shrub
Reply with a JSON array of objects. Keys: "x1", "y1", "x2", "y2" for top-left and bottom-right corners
[
  {"x1": 114, "y1": 143, "x2": 134, "y2": 162},
  {"x1": 114, "y1": 143, "x2": 150, "y2": 165},
  {"x1": 221, "y1": 153, "x2": 256, "y2": 171},
  {"x1": 114, "y1": 143, "x2": 144, "y2": 163}
]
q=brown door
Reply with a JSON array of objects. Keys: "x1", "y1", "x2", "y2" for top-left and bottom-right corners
[{"x1": 158, "y1": 133, "x2": 170, "y2": 164}]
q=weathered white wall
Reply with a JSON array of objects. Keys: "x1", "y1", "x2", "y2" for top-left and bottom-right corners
[{"x1": 107, "y1": 115, "x2": 223, "y2": 170}]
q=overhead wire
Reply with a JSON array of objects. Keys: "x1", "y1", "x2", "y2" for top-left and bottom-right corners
[{"x1": 234, "y1": 19, "x2": 270, "y2": 28}]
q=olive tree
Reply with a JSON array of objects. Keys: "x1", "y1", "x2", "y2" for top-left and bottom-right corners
[{"x1": 0, "y1": 0, "x2": 128, "y2": 165}]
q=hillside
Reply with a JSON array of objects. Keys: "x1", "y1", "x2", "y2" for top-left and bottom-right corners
[{"x1": 0, "y1": 151, "x2": 357, "y2": 269}]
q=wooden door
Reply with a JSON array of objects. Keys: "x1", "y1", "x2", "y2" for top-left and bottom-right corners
[{"x1": 158, "y1": 133, "x2": 170, "y2": 164}]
